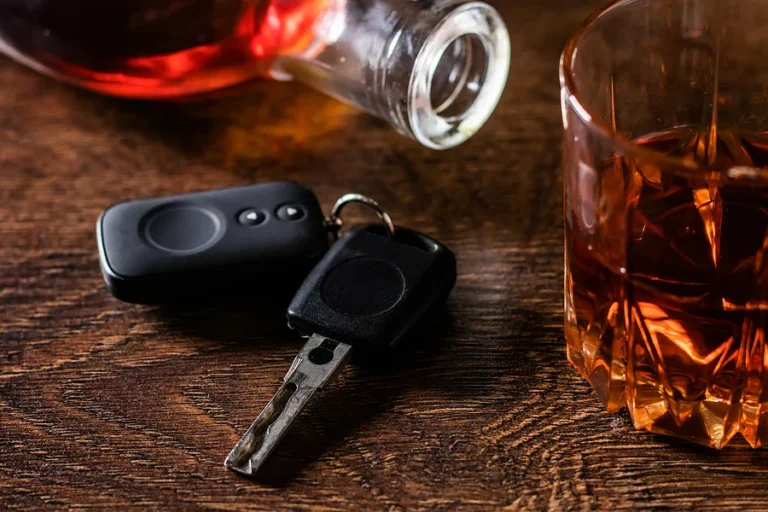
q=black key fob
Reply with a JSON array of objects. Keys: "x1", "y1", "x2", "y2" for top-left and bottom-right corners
[
  {"x1": 287, "y1": 224, "x2": 457, "y2": 349},
  {"x1": 96, "y1": 182, "x2": 329, "y2": 304}
]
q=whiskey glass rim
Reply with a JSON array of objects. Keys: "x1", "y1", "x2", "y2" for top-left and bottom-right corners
[{"x1": 559, "y1": 0, "x2": 768, "y2": 182}]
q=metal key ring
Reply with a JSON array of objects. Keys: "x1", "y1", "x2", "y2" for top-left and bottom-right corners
[{"x1": 325, "y1": 194, "x2": 396, "y2": 240}]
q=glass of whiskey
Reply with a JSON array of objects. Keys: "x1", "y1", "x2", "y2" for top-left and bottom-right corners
[{"x1": 561, "y1": 0, "x2": 768, "y2": 448}]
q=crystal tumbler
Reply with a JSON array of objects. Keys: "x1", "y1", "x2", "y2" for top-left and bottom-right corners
[{"x1": 561, "y1": 0, "x2": 768, "y2": 448}]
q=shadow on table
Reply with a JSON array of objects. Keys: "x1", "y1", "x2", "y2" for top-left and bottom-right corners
[
  {"x1": 148, "y1": 287, "x2": 297, "y2": 349},
  {"x1": 422, "y1": 307, "x2": 560, "y2": 401},
  {"x1": 60, "y1": 78, "x2": 380, "y2": 168},
  {"x1": 650, "y1": 432, "x2": 768, "y2": 464}
]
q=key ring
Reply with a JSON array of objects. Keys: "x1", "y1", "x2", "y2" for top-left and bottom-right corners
[{"x1": 325, "y1": 194, "x2": 396, "y2": 240}]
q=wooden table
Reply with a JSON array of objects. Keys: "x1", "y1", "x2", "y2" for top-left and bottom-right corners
[{"x1": 3, "y1": 1, "x2": 768, "y2": 510}]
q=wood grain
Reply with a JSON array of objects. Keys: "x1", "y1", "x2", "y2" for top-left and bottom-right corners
[{"x1": 3, "y1": 1, "x2": 768, "y2": 510}]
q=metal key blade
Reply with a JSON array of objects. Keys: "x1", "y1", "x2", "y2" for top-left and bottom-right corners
[{"x1": 224, "y1": 334, "x2": 353, "y2": 476}]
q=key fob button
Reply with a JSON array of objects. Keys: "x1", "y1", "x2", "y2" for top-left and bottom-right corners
[
  {"x1": 238, "y1": 209, "x2": 267, "y2": 227},
  {"x1": 277, "y1": 204, "x2": 305, "y2": 221},
  {"x1": 143, "y1": 205, "x2": 223, "y2": 254},
  {"x1": 321, "y1": 257, "x2": 406, "y2": 316}
]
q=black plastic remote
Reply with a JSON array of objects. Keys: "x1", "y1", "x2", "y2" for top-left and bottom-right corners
[
  {"x1": 96, "y1": 182, "x2": 329, "y2": 304},
  {"x1": 287, "y1": 224, "x2": 458, "y2": 348}
]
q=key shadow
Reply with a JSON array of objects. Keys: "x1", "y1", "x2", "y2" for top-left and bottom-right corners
[
  {"x1": 149, "y1": 288, "x2": 297, "y2": 349},
  {"x1": 245, "y1": 308, "x2": 457, "y2": 486},
  {"x1": 417, "y1": 307, "x2": 563, "y2": 401}
]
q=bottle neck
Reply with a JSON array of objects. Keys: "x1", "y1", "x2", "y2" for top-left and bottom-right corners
[{"x1": 272, "y1": 0, "x2": 510, "y2": 149}]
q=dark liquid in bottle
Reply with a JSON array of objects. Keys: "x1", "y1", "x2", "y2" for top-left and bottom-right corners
[{"x1": 0, "y1": 0, "x2": 329, "y2": 98}]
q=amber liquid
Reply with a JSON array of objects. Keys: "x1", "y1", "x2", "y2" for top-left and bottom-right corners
[
  {"x1": 0, "y1": 0, "x2": 329, "y2": 98},
  {"x1": 566, "y1": 126, "x2": 768, "y2": 448}
]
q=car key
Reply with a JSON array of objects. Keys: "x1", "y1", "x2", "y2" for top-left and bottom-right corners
[
  {"x1": 225, "y1": 223, "x2": 457, "y2": 476},
  {"x1": 96, "y1": 181, "x2": 329, "y2": 304}
]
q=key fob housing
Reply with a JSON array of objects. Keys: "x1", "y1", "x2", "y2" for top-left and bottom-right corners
[
  {"x1": 97, "y1": 182, "x2": 328, "y2": 304},
  {"x1": 287, "y1": 224, "x2": 457, "y2": 349}
]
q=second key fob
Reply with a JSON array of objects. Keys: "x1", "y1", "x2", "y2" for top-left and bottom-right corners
[{"x1": 96, "y1": 181, "x2": 329, "y2": 304}]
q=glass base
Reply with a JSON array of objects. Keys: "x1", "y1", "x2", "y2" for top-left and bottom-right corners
[{"x1": 566, "y1": 298, "x2": 768, "y2": 450}]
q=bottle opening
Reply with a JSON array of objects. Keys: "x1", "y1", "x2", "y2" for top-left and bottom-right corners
[
  {"x1": 430, "y1": 35, "x2": 488, "y2": 120},
  {"x1": 276, "y1": 1, "x2": 510, "y2": 149},
  {"x1": 409, "y1": 3, "x2": 510, "y2": 150}
]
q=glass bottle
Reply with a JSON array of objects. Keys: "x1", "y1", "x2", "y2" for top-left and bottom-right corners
[{"x1": 0, "y1": 0, "x2": 511, "y2": 149}]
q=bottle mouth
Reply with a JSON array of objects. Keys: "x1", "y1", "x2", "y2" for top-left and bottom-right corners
[{"x1": 408, "y1": 3, "x2": 511, "y2": 150}]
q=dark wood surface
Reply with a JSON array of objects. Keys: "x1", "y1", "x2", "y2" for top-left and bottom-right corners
[{"x1": 3, "y1": 1, "x2": 768, "y2": 510}]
